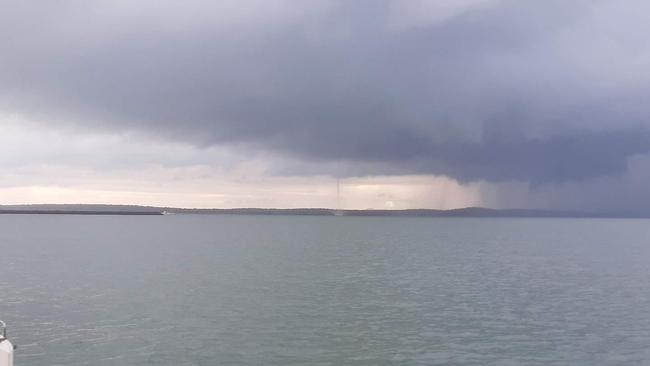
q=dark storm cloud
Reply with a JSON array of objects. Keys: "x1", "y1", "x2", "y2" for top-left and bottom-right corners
[{"x1": 2, "y1": 0, "x2": 650, "y2": 184}]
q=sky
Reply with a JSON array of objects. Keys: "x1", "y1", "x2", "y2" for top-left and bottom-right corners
[{"x1": 1, "y1": 0, "x2": 650, "y2": 212}]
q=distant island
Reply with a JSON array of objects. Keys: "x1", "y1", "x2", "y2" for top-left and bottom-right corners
[{"x1": 0, "y1": 204, "x2": 648, "y2": 218}]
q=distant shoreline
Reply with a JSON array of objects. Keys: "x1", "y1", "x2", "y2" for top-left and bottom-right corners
[
  {"x1": 1, "y1": 205, "x2": 649, "y2": 218},
  {"x1": 0, "y1": 210, "x2": 163, "y2": 216}
]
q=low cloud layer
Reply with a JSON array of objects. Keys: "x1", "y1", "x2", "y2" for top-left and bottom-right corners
[{"x1": 2, "y1": 0, "x2": 650, "y2": 209}]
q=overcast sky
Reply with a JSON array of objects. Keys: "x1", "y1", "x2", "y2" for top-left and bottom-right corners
[{"x1": 2, "y1": 0, "x2": 650, "y2": 211}]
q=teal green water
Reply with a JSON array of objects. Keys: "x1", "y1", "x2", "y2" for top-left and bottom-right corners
[{"x1": 1, "y1": 215, "x2": 650, "y2": 365}]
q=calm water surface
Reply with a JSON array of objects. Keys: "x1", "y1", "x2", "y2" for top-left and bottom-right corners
[{"x1": 1, "y1": 215, "x2": 650, "y2": 365}]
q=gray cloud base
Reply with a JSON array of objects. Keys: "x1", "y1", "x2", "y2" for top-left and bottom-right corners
[{"x1": 2, "y1": 0, "x2": 650, "y2": 187}]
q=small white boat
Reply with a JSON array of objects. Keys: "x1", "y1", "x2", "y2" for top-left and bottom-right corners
[{"x1": 0, "y1": 321, "x2": 14, "y2": 366}]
